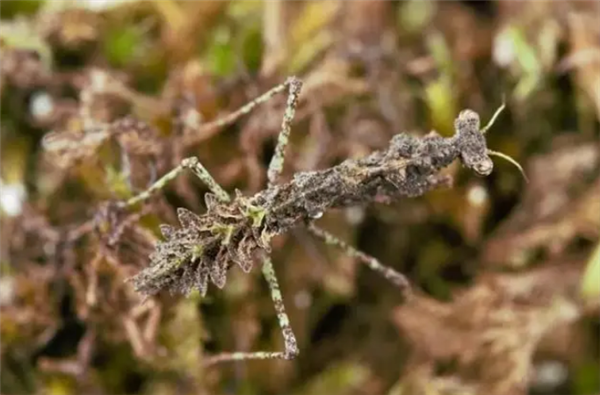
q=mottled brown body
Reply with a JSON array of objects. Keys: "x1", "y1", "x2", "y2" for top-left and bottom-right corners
[{"x1": 130, "y1": 109, "x2": 498, "y2": 299}]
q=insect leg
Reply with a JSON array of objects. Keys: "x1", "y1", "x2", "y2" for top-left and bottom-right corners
[
  {"x1": 306, "y1": 223, "x2": 411, "y2": 295},
  {"x1": 267, "y1": 77, "x2": 303, "y2": 187},
  {"x1": 204, "y1": 256, "x2": 299, "y2": 365},
  {"x1": 119, "y1": 156, "x2": 229, "y2": 207},
  {"x1": 184, "y1": 77, "x2": 297, "y2": 146}
]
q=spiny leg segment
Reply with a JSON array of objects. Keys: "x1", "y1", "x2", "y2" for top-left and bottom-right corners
[
  {"x1": 204, "y1": 256, "x2": 299, "y2": 365},
  {"x1": 306, "y1": 223, "x2": 411, "y2": 296}
]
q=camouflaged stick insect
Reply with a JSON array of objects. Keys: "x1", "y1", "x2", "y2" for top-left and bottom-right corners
[{"x1": 121, "y1": 76, "x2": 527, "y2": 366}]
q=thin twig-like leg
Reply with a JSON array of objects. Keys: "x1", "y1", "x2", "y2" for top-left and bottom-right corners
[
  {"x1": 306, "y1": 174, "x2": 452, "y2": 293},
  {"x1": 306, "y1": 223, "x2": 411, "y2": 295},
  {"x1": 119, "y1": 157, "x2": 229, "y2": 207},
  {"x1": 204, "y1": 256, "x2": 299, "y2": 366},
  {"x1": 267, "y1": 77, "x2": 303, "y2": 187},
  {"x1": 184, "y1": 77, "x2": 300, "y2": 146}
]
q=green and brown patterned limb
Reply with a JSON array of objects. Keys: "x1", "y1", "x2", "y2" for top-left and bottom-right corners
[
  {"x1": 184, "y1": 77, "x2": 298, "y2": 146},
  {"x1": 267, "y1": 76, "x2": 303, "y2": 187},
  {"x1": 204, "y1": 256, "x2": 299, "y2": 366},
  {"x1": 306, "y1": 223, "x2": 411, "y2": 295},
  {"x1": 119, "y1": 156, "x2": 229, "y2": 208}
]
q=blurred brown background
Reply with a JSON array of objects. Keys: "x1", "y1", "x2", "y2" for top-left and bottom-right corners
[{"x1": 1, "y1": 1, "x2": 599, "y2": 394}]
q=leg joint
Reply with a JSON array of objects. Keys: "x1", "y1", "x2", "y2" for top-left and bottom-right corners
[
  {"x1": 284, "y1": 347, "x2": 299, "y2": 360},
  {"x1": 181, "y1": 156, "x2": 199, "y2": 168}
]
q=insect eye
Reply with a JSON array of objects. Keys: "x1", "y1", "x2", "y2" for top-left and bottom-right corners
[{"x1": 474, "y1": 158, "x2": 494, "y2": 176}]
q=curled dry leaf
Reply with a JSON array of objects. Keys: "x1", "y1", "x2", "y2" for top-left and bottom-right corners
[{"x1": 393, "y1": 260, "x2": 593, "y2": 395}]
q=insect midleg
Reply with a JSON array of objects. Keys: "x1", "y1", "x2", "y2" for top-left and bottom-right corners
[
  {"x1": 267, "y1": 76, "x2": 303, "y2": 187},
  {"x1": 306, "y1": 223, "x2": 411, "y2": 295},
  {"x1": 119, "y1": 156, "x2": 229, "y2": 207},
  {"x1": 204, "y1": 255, "x2": 299, "y2": 365}
]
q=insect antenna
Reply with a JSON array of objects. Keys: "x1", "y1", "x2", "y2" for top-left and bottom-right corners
[
  {"x1": 481, "y1": 100, "x2": 505, "y2": 134},
  {"x1": 487, "y1": 149, "x2": 529, "y2": 183},
  {"x1": 481, "y1": 100, "x2": 529, "y2": 183}
]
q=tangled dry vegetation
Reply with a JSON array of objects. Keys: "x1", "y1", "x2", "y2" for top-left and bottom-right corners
[{"x1": 1, "y1": 1, "x2": 599, "y2": 395}]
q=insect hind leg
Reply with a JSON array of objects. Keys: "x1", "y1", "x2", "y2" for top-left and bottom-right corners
[{"x1": 203, "y1": 255, "x2": 299, "y2": 365}]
